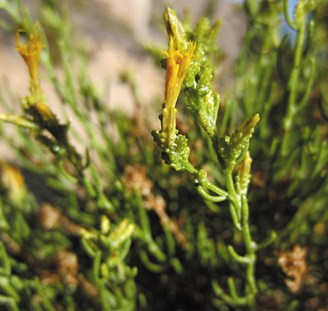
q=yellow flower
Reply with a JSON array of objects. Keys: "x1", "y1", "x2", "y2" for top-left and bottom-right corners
[
  {"x1": 0, "y1": 161, "x2": 27, "y2": 207},
  {"x1": 16, "y1": 23, "x2": 44, "y2": 101},
  {"x1": 161, "y1": 39, "x2": 196, "y2": 148}
]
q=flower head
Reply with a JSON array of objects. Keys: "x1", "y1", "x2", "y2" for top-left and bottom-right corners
[
  {"x1": 16, "y1": 23, "x2": 44, "y2": 101},
  {"x1": 164, "y1": 40, "x2": 196, "y2": 113},
  {"x1": 160, "y1": 8, "x2": 196, "y2": 148}
]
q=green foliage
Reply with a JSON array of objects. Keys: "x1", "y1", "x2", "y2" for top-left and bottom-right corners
[
  {"x1": 0, "y1": 0, "x2": 327, "y2": 310},
  {"x1": 216, "y1": 114, "x2": 260, "y2": 171}
]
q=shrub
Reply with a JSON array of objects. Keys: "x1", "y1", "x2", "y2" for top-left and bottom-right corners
[{"x1": 0, "y1": 1, "x2": 327, "y2": 310}]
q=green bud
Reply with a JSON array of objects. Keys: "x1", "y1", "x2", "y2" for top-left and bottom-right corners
[
  {"x1": 111, "y1": 219, "x2": 135, "y2": 249},
  {"x1": 235, "y1": 152, "x2": 252, "y2": 196},
  {"x1": 197, "y1": 65, "x2": 214, "y2": 96},
  {"x1": 198, "y1": 91, "x2": 220, "y2": 137},
  {"x1": 163, "y1": 7, "x2": 187, "y2": 50},
  {"x1": 190, "y1": 17, "x2": 221, "y2": 54},
  {"x1": 185, "y1": 89, "x2": 219, "y2": 137},
  {"x1": 161, "y1": 134, "x2": 195, "y2": 173},
  {"x1": 216, "y1": 114, "x2": 260, "y2": 170},
  {"x1": 184, "y1": 44, "x2": 205, "y2": 87}
]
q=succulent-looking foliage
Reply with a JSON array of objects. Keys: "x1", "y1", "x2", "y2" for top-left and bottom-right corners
[{"x1": 0, "y1": 0, "x2": 327, "y2": 310}]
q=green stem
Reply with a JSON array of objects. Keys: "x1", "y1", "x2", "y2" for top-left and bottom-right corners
[
  {"x1": 228, "y1": 245, "x2": 251, "y2": 264},
  {"x1": 0, "y1": 114, "x2": 39, "y2": 130},
  {"x1": 194, "y1": 169, "x2": 228, "y2": 198},
  {"x1": 224, "y1": 169, "x2": 241, "y2": 230},
  {"x1": 246, "y1": 0, "x2": 259, "y2": 17},
  {"x1": 281, "y1": 9, "x2": 306, "y2": 155},
  {"x1": 297, "y1": 57, "x2": 316, "y2": 112},
  {"x1": 283, "y1": 0, "x2": 297, "y2": 30},
  {"x1": 203, "y1": 180, "x2": 229, "y2": 197},
  {"x1": 256, "y1": 231, "x2": 276, "y2": 250},
  {"x1": 212, "y1": 280, "x2": 253, "y2": 307},
  {"x1": 196, "y1": 186, "x2": 227, "y2": 203},
  {"x1": 241, "y1": 196, "x2": 257, "y2": 297},
  {"x1": 183, "y1": 160, "x2": 199, "y2": 175}
]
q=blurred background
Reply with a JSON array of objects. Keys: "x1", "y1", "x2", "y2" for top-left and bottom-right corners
[{"x1": 0, "y1": 0, "x2": 246, "y2": 118}]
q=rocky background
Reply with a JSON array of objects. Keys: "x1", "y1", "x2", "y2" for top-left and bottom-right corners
[{"x1": 0, "y1": 0, "x2": 245, "y2": 158}]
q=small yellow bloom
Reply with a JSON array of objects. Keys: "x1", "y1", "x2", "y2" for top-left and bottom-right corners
[
  {"x1": 16, "y1": 23, "x2": 44, "y2": 101},
  {"x1": 162, "y1": 39, "x2": 196, "y2": 148},
  {"x1": 164, "y1": 40, "x2": 195, "y2": 111},
  {"x1": 0, "y1": 162, "x2": 27, "y2": 207}
]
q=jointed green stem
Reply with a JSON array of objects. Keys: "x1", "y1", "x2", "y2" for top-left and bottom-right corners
[
  {"x1": 215, "y1": 170, "x2": 257, "y2": 306},
  {"x1": 225, "y1": 169, "x2": 242, "y2": 230},
  {"x1": 196, "y1": 186, "x2": 227, "y2": 203},
  {"x1": 241, "y1": 196, "x2": 257, "y2": 296},
  {"x1": 203, "y1": 180, "x2": 229, "y2": 197}
]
